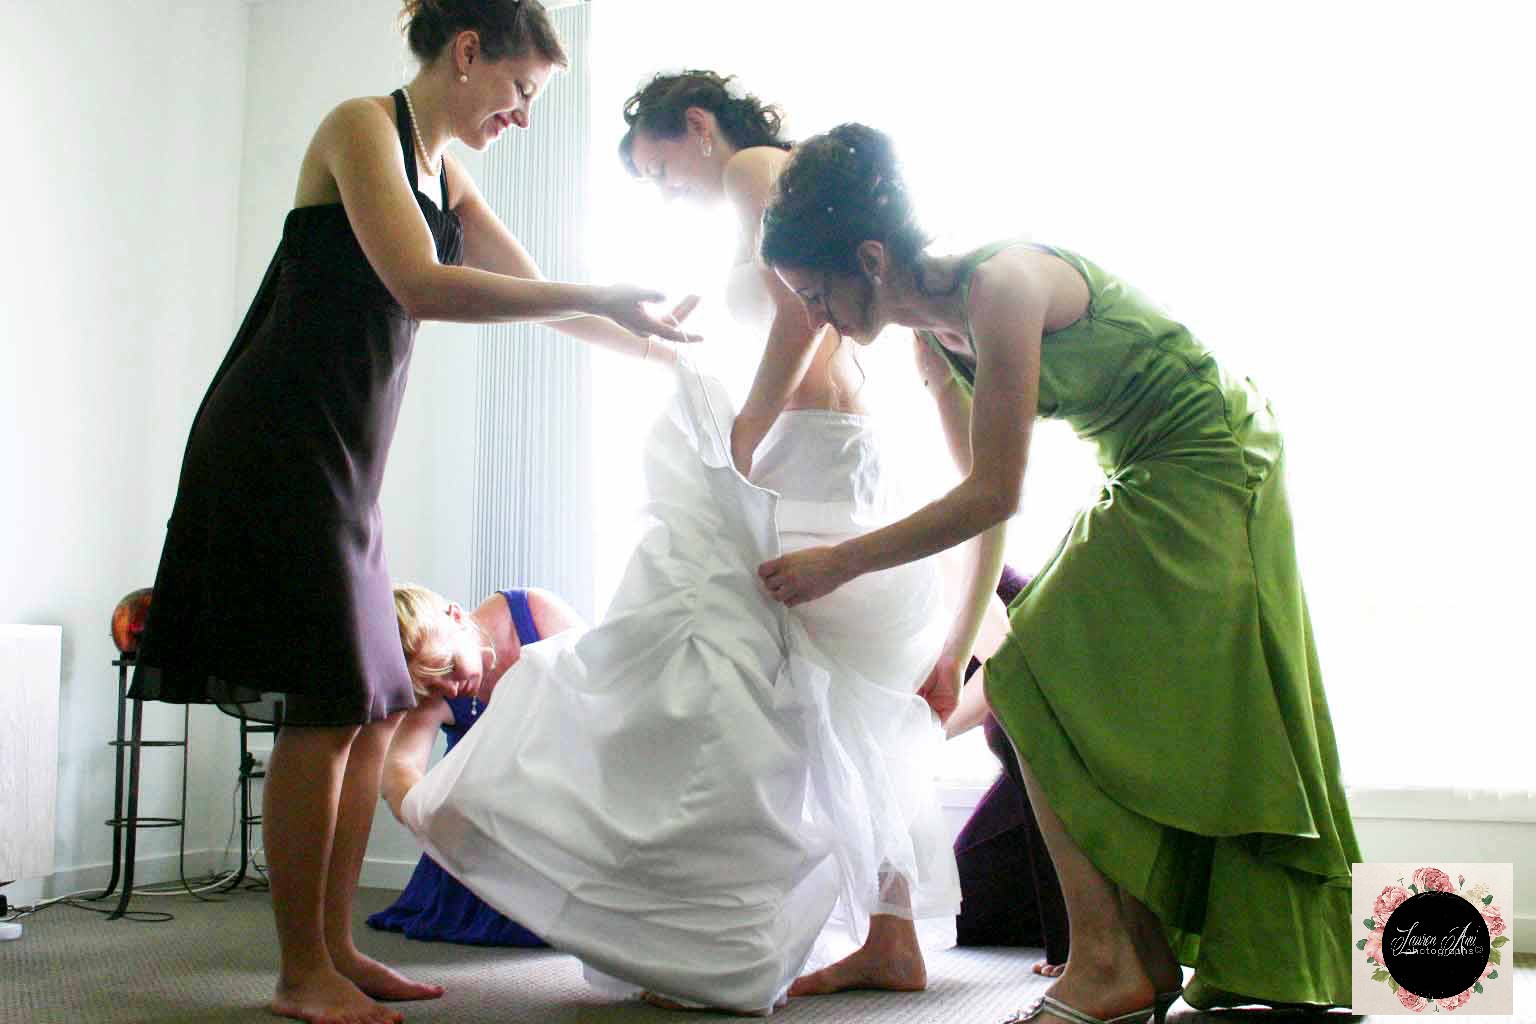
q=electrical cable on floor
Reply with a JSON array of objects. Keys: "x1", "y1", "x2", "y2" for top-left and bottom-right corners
[
  {"x1": 129, "y1": 777, "x2": 245, "y2": 898},
  {"x1": 5, "y1": 774, "x2": 269, "y2": 925}
]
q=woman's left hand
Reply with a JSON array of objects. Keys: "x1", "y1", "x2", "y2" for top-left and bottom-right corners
[
  {"x1": 598, "y1": 286, "x2": 703, "y2": 344},
  {"x1": 758, "y1": 546, "x2": 853, "y2": 606},
  {"x1": 917, "y1": 652, "x2": 965, "y2": 724}
]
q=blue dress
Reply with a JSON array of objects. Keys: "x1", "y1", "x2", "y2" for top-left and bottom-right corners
[{"x1": 366, "y1": 589, "x2": 547, "y2": 946}]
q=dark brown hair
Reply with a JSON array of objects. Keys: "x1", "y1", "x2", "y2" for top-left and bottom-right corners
[
  {"x1": 761, "y1": 123, "x2": 935, "y2": 284},
  {"x1": 619, "y1": 70, "x2": 790, "y2": 176},
  {"x1": 399, "y1": 0, "x2": 568, "y2": 68}
]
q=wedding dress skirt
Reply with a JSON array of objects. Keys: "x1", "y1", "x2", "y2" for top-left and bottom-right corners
[{"x1": 401, "y1": 361, "x2": 960, "y2": 1014}]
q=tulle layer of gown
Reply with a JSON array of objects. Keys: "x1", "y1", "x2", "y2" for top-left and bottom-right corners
[{"x1": 402, "y1": 361, "x2": 960, "y2": 1014}]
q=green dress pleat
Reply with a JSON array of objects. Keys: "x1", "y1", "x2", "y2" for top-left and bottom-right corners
[{"x1": 921, "y1": 241, "x2": 1361, "y2": 1007}]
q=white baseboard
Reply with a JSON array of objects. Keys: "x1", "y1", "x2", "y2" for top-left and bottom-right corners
[
  {"x1": 359, "y1": 856, "x2": 420, "y2": 892},
  {"x1": 1348, "y1": 786, "x2": 1536, "y2": 823},
  {"x1": 4, "y1": 848, "x2": 225, "y2": 907},
  {"x1": 2, "y1": 850, "x2": 416, "y2": 917}
]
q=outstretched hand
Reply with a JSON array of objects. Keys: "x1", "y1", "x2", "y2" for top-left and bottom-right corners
[
  {"x1": 601, "y1": 286, "x2": 702, "y2": 344},
  {"x1": 757, "y1": 545, "x2": 853, "y2": 607}
]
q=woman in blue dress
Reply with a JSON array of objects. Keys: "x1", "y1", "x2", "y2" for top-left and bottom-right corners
[{"x1": 374, "y1": 584, "x2": 583, "y2": 945}]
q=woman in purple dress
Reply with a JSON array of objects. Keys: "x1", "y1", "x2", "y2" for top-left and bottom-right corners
[{"x1": 129, "y1": 4, "x2": 692, "y2": 1022}]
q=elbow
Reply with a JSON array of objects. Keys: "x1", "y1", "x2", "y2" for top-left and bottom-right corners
[
  {"x1": 398, "y1": 289, "x2": 436, "y2": 322},
  {"x1": 381, "y1": 766, "x2": 418, "y2": 825},
  {"x1": 970, "y1": 481, "x2": 1019, "y2": 526},
  {"x1": 393, "y1": 266, "x2": 448, "y2": 321},
  {"x1": 989, "y1": 489, "x2": 1021, "y2": 525}
]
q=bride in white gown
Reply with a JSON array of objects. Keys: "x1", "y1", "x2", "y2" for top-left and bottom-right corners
[{"x1": 397, "y1": 70, "x2": 961, "y2": 1015}]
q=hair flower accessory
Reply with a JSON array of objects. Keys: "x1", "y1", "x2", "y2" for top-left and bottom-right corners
[
  {"x1": 636, "y1": 67, "x2": 687, "y2": 93},
  {"x1": 723, "y1": 76, "x2": 749, "y2": 100}
]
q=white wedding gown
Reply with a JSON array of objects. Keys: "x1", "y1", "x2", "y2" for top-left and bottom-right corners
[{"x1": 402, "y1": 358, "x2": 960, "y2": 1014}]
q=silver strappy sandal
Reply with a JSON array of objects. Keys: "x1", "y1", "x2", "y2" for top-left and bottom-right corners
[{"x1": 1000, "y1": 995, "x2": 1154, "y2": 1024}]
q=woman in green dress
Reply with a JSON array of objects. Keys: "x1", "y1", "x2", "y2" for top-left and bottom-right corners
[{"x1": 756, "y1": 124, "x2": 1361, "y2": 1024}]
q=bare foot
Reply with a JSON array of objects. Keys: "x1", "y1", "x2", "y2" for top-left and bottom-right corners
[
  {"x1": 271, "y1": 970, "x2": 403, "y2": 1024},
  {"x1": 333, "y1": 949, "x2": 444, "y2": 1002},
  {"x1": 789, "y1": 943, "x2": 927, "y2": 997},
  {"x1": 1031, "y1": 959, "x2": 1065, "y2": 978}
]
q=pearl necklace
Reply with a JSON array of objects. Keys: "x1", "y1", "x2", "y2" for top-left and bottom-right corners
[{"x1": 400, "y1": 86, "x2": 442, "y2": 177}]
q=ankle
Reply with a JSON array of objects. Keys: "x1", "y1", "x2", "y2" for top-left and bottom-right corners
[
  {"x1": 1064, "y1": 941, "x2": 1150, "y2": 985},
  {"x1": 865, "y1": 916, "x2": 920, "y2": 954},
  {"x1": 328, "y1": 942, "x2": 365, "y2": 965},
  {"x1": 276, "y1": 961, "x2": 342, "y2": 989}
]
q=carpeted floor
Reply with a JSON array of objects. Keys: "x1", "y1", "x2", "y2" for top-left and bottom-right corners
[{"x1": 2, "y1": 886, "x2": 1531, "y2": 1023}]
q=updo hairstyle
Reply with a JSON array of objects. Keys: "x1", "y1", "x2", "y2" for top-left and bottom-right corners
[
  {"x1": 619, "y1": 69, "x2": 790, "y2": 176},
  {"x1": 399, "y1": 0, "x2": 568, "y2": 68},
  {"x1": 760, "y1": 123, "x2": 935, "y2": 287}
]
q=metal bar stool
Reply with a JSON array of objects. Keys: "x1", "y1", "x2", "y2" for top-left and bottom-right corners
[
  {"x1": 97, "y1": 653, "x2": 189, "y2": 920},
  {"x1": 216, "y1": 712, "x2": 278, "y2": 891}
]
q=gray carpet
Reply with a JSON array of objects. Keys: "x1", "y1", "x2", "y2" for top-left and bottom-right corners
[{"x1": 2, "y1": 887, "x2": 1530, "y2": 1023}]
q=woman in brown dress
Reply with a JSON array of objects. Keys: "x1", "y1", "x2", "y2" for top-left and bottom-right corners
[{"x1": 130, "y1": 4, "x2": 693, "y2": 1022}]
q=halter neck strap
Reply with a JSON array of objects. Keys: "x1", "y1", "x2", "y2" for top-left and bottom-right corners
[{"x1": 390, "y1": 89, "x2": 419, "y2": 193}]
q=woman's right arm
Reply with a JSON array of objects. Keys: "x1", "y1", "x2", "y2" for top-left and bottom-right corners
[
  {"x1": 445, "y1": 151, "x2": 698, "y2": 364},
  {"x1": 722, "y1": 148, "x2": 830, "y2": 475},
  {"x1": 381, "y1": 698, "x2": 452, "y2": 824},
  {"x1": 912, "y1": 335, "x2": 1008, "y2": 723},
  {"x1": 319, "y1": 99, "x2": 690, "y2": 340},
  {"x1": 758, "y1": 260, "x2": 1044, "y2": 605}
]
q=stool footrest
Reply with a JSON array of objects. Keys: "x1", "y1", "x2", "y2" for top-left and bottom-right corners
[{"x1": 105, "y1": 817, "x2": 183, "y2": 829}]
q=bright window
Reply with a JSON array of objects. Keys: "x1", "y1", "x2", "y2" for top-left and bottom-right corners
[{"x1": 584, "y1": 2, "x2": 1531, "y2": 791}]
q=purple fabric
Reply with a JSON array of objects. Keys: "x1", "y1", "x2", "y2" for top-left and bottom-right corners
[{"x1": 953, "y1": 568, "x2": 1068, "y2": 961}]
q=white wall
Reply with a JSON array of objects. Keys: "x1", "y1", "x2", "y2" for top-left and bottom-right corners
[
  {"x1": 0, "y1": 0, "x2": 485, "y2": 898},
  {"x1": 1, "y1": 0, "x2": 251, "y2": 897}
]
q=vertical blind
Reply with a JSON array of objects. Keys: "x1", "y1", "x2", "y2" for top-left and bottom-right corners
[{"x1": 469, "y1": 2, "x2": 595, "y2": 619}]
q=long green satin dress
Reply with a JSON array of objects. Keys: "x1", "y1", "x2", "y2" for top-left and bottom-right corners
[{"x1": 921, "y1": 241, "x2": 1361, "y2": 1008}]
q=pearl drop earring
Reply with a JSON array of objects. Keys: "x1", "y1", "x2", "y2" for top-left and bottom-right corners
[
  {"x1": 459, "y1": 73, "x2": 469, "y2": 83},
  {"x1": 701, "y1": 136, "x2": 713, "y2": 158}
]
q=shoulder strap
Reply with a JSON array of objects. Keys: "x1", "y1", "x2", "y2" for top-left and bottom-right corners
[
  {"x1": 924, "y1": 240, "x2": 1061, "y2": 397},
  {"x1": 500, "y1": 589, "x2": 541, "y2": 644},
  {"x1": 918, "y1": 329, "x2": 976, "y2": 394},
  {"x1": 390, "y1": 89, "x2": 419, "y2": 192},
  {"x1": 956, "y1": 237, "x2": 1042, "y2": 343},
  {"x1": 438, "y1": 156, "x2": 450, "y2": 211}
]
